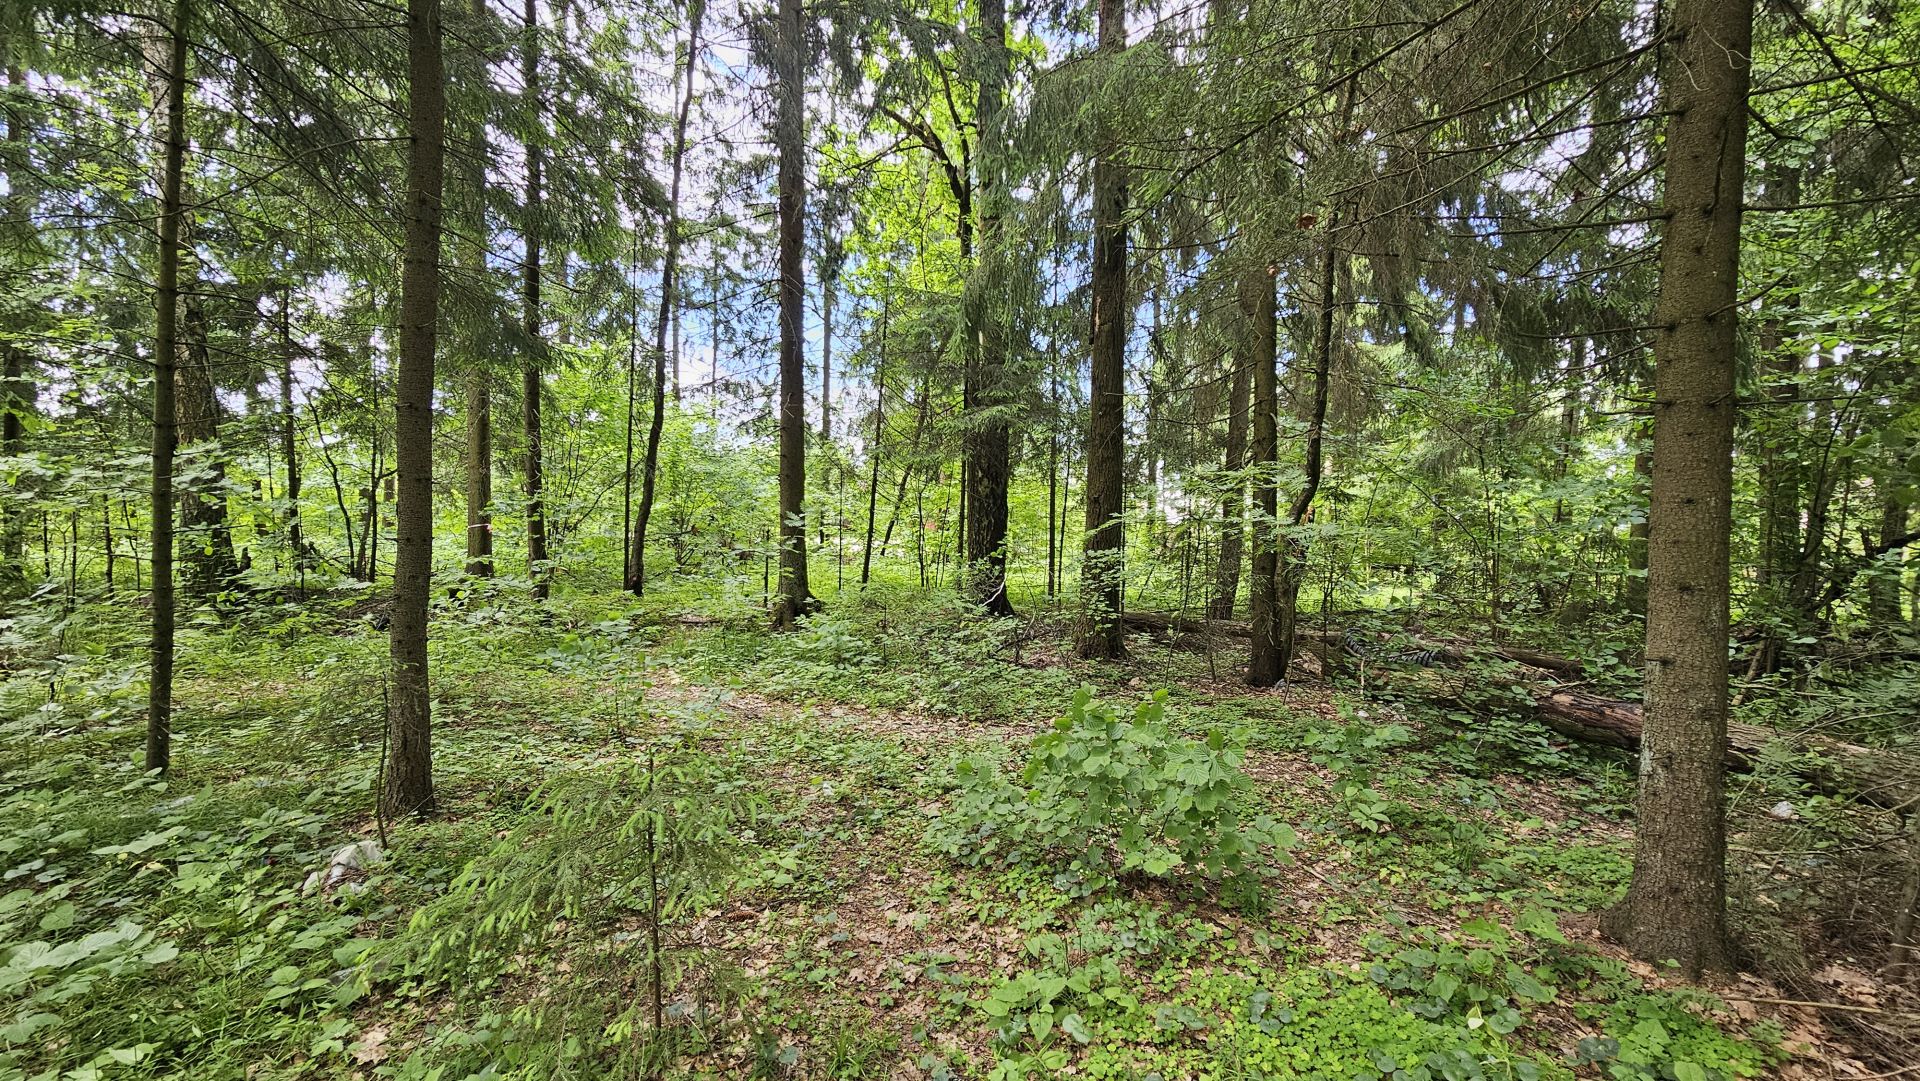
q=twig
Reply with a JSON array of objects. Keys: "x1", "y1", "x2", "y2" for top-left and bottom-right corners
[{"x1": 1720, "y1": 996, "x2": 1888, "y2": 1015}]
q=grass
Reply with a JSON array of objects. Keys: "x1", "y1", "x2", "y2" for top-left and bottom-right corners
[{"x1": 0, "y1": 588, "x2": 1798, "y2": 1079}]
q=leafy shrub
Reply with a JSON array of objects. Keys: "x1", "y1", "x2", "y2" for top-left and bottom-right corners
[{"x1": 929, "y1": 688, "x2": 1294, "y2": 883}]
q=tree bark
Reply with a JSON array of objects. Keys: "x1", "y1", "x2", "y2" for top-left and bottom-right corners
[
  {"x1": 384, "y1": 0, "x2": 445, "y2": 819},
  {"x1": 175, "y1": 299, "x2": 236, "y2": 595},
  {"x1": 1211, "y1": 309, "x2": 1252, "y2": 620},
  {"x1": 1077, "y1": 0, "x2": 1128, "y2": 659},
  {"x1": 146, "y1": 0, "x2": 190, "y2": 774},
  {"x1": 1624, "y1": 421, "x2": 1651, "y2": 614},
  {"x1": 1533, "y1": 689, "x2": 1919, "y2": 813},
  {"x1": 465, "y1": 368, "x2": 492, "y2": 575},
  {"x1": 961, "y1": 0, "x2": 1015, "y2": 617},
  {"x1": 141, "y1": 19, "x2": 234, "y2": 600},
  {"x1": 1868, "y1": 496, "x2": 1909, "y2": 625},
  {"x1": 1275, "y1": 221, "x2": 1337, "y2": 676},
  {"x1": 820, "y1": 270, "x2": 832, "y2": 442},
  {"x1": 461, "y1": 0, "x2": 493, "y2": 579},
  {"x1": 769, "y1": 0, "x2": 813, "y2": 628},
  {"x1": 521, "y1": 0, "x2": 550, "y2": 600},
  {"x1": 279, "y1": 290, "x2": 306, "y2": 571},
  {"x1": 861, "y1": 297, "x2": 887, "y2": 586},
  {"x1": 1607, "y1": 0, "x2": 1752, "y2": 979},
  {"x1": 1245, "y1": 268, "x2": 1283, "y2": 685},
  {"x1": 629, "y1": 0, "x2": 703, "y2": 595},
  {"x1": 1, "y1": 59, "x2": 31, "y2": 597},
  {"x1": 1046, "y1": 372, "x2": 1059, "y2": 597}
]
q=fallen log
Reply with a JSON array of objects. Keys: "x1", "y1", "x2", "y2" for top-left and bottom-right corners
[
  {"x1": 1532, "y1": 688, "x2": 1920, "y2": 813},
  {"x1": 1120, "y1": 612, "x2": 1917, "y2": 812},
  {"x1": 1120, "y1": 611, "x2": 1584, "y2": 676}
]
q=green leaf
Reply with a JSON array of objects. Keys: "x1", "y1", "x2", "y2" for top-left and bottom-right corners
[{"x1": 38, "y1": 902, "x2": 76, "y2": 931}]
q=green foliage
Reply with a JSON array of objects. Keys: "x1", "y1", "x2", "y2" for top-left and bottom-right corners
[
  {"x1": 1303, "y1": 697, "x2": 1417, "y2": 836},
  {"x1": 1571, "y1": 992, "x2": 1784, "y2": 1081},
  {"x1": 930, "y1": 688, "x2": 1295, "y2": 885},
  {"x1": 1363, "y1": 914, "x2": 1564, "y2": 1037},
  {"x1": 373, "y1": 748, "x2": 758, "y2": 1077}
]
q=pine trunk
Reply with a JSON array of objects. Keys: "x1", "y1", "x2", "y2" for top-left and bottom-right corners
[
  {"x1": 770, "y1": 0, "x2": 813, "y2": 628},
  {"x1": 280, "y1": 290, "x2": 305, "y2": 568},
  {"x1": 960, "y1": 0, "x2": 1014, "y2": 617},
  {"x1": 461, "y1": 5, "x2": 493, "y2": 579},
  {"x1": 1274, "y1": 230, "x2": 1337, "y2": 676},
  {"x1": 1606, "y1": 0, "x2": 1752, "y2": 978},
  {"x1": 521, "y1": 0, "x2": 549, "y2": 599},
  {"x1": 861, "y1": 299, "x2": 888, "y2": 585},
  {"x1": 1245, "y1": 269, "x2": 1282, "y2": 685},
  {"x1": 1077, "y1": 0, "x2": 1128, "y2": 659},
  {"x1": 146, "y1": 0, "x2": 190, "y2": 774},
  {"x1": 1210, "y1": 325, "x2": 1251, "y2": 620},
  {"x1": 629, "y1": 0, "x2": 702, "y2": 595},
  {"x1": 384, "y1": 0, "x2": 445, "y2": 819},
  {"x1": 1, "y1": 60, "x2": 30, "y2": 597}
]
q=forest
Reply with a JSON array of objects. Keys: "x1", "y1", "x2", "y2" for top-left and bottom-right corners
[{"x1": 2, "y1": 0, "x2": 1919, "y2": 1076}]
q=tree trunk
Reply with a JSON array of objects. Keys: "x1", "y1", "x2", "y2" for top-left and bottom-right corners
[
  {"x1": 1607, "y1": 0, "x2": 1752, "y2": 979},
  {"x1": 1, "y1": 61, "x2": 31, "y2": 597},
  {"x1": 629, "y1": 0, "x2": 703, "y2": 595},
  {"x1": 466, "y1": 368, "x2": 492, "y2": 575},
  {"x1": 521, "y1": 0, "x2": 550, "y2": 600},
  {"x1": 1046, "y1": 372, "x2": 1059, "y2": 598},
  {"x1": 961, "y1": 0, "x2": 1014, "y2": 617},
  {"x1": 820, "y1": 271, "x2": 832, "y2": 441},
  {"x1": 143, "y1": 23, "x2": 234, "y2": 600},
  {"x1": 1077, "y1": 0, "x2": 1128, "y2": 660},
  {"x1": 861, "y1": 297, "x2": 887, "y2": 586},
  {"x1": 770, "y1": 0, "x2": 813, "y2": 628},
  {"x1": 1624, "y1": 422, "x2": 1651, "y2": 614},
  {"x1": 175, "y1": 299, "x2": 237, "y2": 595},
  {"x1": 461, "y1": 3, "x2": 493, "y2": 579},
  {"x1": 1869, "y1": 495, "x2": 1909, "y2": 625},
  {"x1": 384, "y1": 0, "x2": 445, "y2": 820},
  {"x1": 1210, "y1": 328, "x2": 1251, "y2": 620},
  {"x1": 279, "y1": 290, "x2": 306, "y2": 571},
  {"x1": 1246, "y1": 268, "x2": 1283, "y2": 685},
  {"x1": 1274, "y1": 220, "x2": 1337, "y2": 676},
  {"x1": 146, "y1": 0, "x2": 190, "y2": 774}
]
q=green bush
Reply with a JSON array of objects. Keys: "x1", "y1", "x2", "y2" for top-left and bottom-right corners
[{"x1": 929, "y1": 688, "x2": 1294, "y2": 882}]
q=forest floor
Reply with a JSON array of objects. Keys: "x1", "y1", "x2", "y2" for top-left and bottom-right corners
[{"x1": 3, "y1": 582, "x2": 1915, "y2": 1080}]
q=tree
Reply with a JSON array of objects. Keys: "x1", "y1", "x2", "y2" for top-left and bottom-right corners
[
  {"x1": 145, "y1": 0, "x2": 190, "y2": 774},
  {"x1": 141, "y1": 2, "x2": 235, "y2": 602},
  {"x1": 520, "y1": 0, "x2": 550, "y2": 600},
  {"x1": 1, "y1": 57, "x2": 34, "y2": 598},
  {"x1": 1208, "y1": 354, "x2": 1249, "y2": 620},
  {"x1": 384, "y1": 0, "x2": 447, "y2": 819},
  {"x1": 962, "y1": 0, "x2": 1014, "y2": 617},
  {"x1": 1604, "y1": 0, "x2": 1754, "y2": 978},
  {"x1": 629, "y1": 0, "x2": 703, "y2": 595},
  {"x1": 1077, "y1": 0, "x2": 1128, "y2": 660},
  {"x1": 1273, "y1": 220, "x2": 1338, "y2": 674},
  {"x1": 1244, "y1": 267, "x2": 1281, "y2": 685},
  {"x1": 460, "y1": 0, "x2": 494, "y2": 580},
  {"x1": 769, "y1": 0, "x2": 814, "y2": 628}
]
